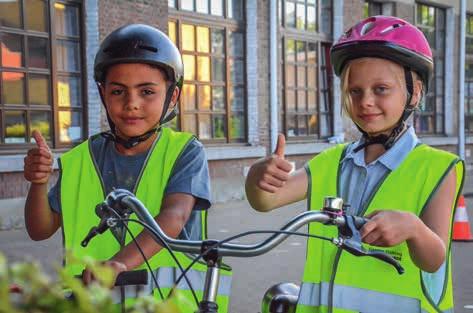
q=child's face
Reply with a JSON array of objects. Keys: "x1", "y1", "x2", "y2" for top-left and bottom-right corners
[
  {"x1": 346, "y1": 58, "x2": 408, "y2": 137},
  {"x1": 101, "y1": 63, "x2": 176, "y2": 139}
]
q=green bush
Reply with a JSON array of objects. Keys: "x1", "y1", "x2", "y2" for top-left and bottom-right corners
[{"x1": 0, "y1": 254, "x2": 186, "y2": 313}]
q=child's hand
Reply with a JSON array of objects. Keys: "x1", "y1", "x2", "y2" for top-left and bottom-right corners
[
  {"x1": 249, "y1": 134, "x2": 294, "y2": 193},
  {"x1": 82, "y1": 260, "x2": 127, "y2": 286},
  {"x1": 23, "y1": 130, "x2": 53, "y2": 184},
  {"x1": 360, "y1": 210, "x2": 419, "y2": 247}
]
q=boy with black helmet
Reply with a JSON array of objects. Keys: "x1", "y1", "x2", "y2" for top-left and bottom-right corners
[{"x1": 23, "y1": 24, "x2": 231, "y2": 311}]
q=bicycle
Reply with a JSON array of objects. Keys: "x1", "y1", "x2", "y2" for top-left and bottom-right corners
[{"x1": 83, "y1": 189, "x2": 404, "y2": 313}]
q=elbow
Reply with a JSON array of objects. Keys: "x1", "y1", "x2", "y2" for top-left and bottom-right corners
[
  {"x1": 26, "y1": 229, "x2": 53, "y2": 241},
  {"x1": 420, "y1": 250, "x2": 446, "y2": 273}
]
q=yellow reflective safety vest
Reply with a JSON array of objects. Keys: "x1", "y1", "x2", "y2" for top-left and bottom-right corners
[
  {"x1": 297, "y1": 144, "x2": 463, "y2": 313},
  {"x1": 59, "y1": 127, "x2": 231, "y2": 313}
]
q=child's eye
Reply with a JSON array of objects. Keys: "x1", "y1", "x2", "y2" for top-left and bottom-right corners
[
  {"x1": 111, "y1": 89, "x2": 124, "y2": 96},
  {"x1": 349, "y1": 89, "x2": 361, "y2": 96},
  {"x1": 374, "y1": 86, "x2": 388, "y2": 94},
  {"x1": 142, "y1": 89, "x2": 155, "y2": 96}
]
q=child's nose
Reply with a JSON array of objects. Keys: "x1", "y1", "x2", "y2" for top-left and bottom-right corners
[
  {"x1": 359, "y1": 91, "x2": 375, "y2": 107},
  {"x1": 124, "y1": 94, "x2": 140, "y2": 110}
]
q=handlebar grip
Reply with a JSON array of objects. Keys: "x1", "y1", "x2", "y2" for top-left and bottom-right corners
[
  {"x1": 75, "y1": 269, "x2": 149, "y2": 286},
  {"x1": 352, "y1": 216, "x2": 368, "y2": 230}
]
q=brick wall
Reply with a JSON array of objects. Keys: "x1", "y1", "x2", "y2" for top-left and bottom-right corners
[{"x1": 0, "y1": 172, "x2": 59, "y2": 199}]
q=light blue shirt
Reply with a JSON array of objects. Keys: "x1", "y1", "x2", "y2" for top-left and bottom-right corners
[{"x1": 339, "y1": 126, "x2": 419, "y2": 215}]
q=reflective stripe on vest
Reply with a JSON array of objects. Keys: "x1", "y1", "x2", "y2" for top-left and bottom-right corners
[{"x1": 299, "y1": 282, "x2": 421, "y2": 313}]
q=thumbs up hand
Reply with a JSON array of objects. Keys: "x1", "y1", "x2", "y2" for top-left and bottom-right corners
[
  {"x1": 248, "y1": 134, "x2": 294, "y2": 193},
  {"x1": 24, "y1": 130, "x2": 53, "y2": 184}
]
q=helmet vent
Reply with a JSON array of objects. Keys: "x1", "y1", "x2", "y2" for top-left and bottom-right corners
[
  {"x1": 380, "y1": 23, "x2": 404, "y2": 34},
  {"x1": 138, "y1": 44, "x2": 158, "y2": 53},
  {"x1": 360, "y1": 22, "x2": 375, "y2": 36}
]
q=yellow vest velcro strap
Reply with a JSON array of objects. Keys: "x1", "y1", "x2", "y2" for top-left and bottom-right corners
[
  {"x1": 299, "y1": 282, "x2": 422, "y2": 313},
  {"x1": 156, "y1": 267, "x2": 232, "y2": 296}
]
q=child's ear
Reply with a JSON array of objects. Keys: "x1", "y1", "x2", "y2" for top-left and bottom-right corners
[
  {"x1": 410, "y1": 80, "x2": 423, "y2": 108},
  {"x1": 170, "y1": 86, "x2": 180, "y2": 106}
]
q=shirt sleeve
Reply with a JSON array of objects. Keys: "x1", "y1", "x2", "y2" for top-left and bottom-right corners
[
  {"x1": 164, "y1": 138, "x2": 211, "y2": 211},
  {"x1": 48, "y1": 174, "x2": 61, "y2": 214}
]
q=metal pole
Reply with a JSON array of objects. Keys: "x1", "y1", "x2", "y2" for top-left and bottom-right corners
[
  {"x1": 269, "y1": 0, "x2": 278, "y2": 153},
  {"x1": 459, "y1": 0, "x2": 466, "y2": 160}
]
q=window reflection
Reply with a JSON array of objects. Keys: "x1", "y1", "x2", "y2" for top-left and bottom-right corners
[
  {"x1": 182, "y1": 24, "x2": 195, "y2": 51},
  {"x1": 28, "y1": 37, "x2": 49, "y2": 68},
  {"x1": 5, "y1": 110, "x2": 26, "y2": 143},
  {"x1": 59, "y1": 111, "x2": 81, "y2": 142},
  {"x1": 2, "y1": 72, "x2": 25, "y2": 104},
  {"x1": 58, "y1": 76, "x2": 80, "y2": 107},
  {"x1": 2, "y1": 33, "x2": 23, "y2": 68},
  {"x1": 55, "y1": 3, "x2": 79, "y2": 36},
  {"x1": 28, "y1": 74, "x2": 50, "y2": 105},
  {"x1": 0, "y1": 0, "x2": 21, "y2": 28},
  {"x1": 26, "y1": 0, "x2": 48, "y2": 32},
  {"x1": 30, "y1": 111, "x2": 51, "y2": 141}
]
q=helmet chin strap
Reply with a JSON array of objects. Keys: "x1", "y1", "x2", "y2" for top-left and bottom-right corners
[
  {"x1": 353, "y1": 66, "x2": 415, "y2": 153},
  {"x1": 97, "y1": 82, "x2": 178, "y2": 149}
]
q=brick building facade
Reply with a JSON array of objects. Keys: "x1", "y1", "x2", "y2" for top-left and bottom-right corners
[{"x1": 1, "y1": 0, "x2": 472, "y2": 205}]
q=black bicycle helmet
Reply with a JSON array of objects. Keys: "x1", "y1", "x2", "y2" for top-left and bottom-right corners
[{"x1": 94, "y1": 24, "x2": 183, "y2": 148}]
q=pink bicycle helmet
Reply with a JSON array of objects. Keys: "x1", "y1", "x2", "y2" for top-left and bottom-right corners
[{"x1": 331, "y1": 15, "x2": 433, "y2": 90}]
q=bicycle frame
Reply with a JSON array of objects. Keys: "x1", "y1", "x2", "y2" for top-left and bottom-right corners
[{"x1": 85, "y1": 189, "x2": 404, "y2": 313}]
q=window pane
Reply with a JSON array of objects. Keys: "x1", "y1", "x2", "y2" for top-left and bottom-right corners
[
  {"x1": 298, "y1": 115, "x2": 307, "y2": 135},
  {"x1": 56, "y1": 40, "x2": 79, "y2": 71},
  {"x1": 287, "y1": 115, "x2": 296, "y2": 136},
  {"x1": 211, "y1": 0, "x2": 223, "y2": 16},
  {"x1": 286, "y1": 1, "x2": 295, "y2": 27},
  {"x1": 286, "y1": 39, "x2": 295, "y2": 62},
  {"x1": 183, "y1": 114, "x2": 197, "y2": 134},
  {"x1": 58, "y1": 76, "x2": 81, "y2": 107},
  {"x1": 2, "y1": 72, "x2": 25, "y2": 104},
  {"x1": 213, "y1": 115, "x2": 225, "y2": 138},
  {"x1": 196, "y1": 26, "x2": 210, "y2": 53},
  {"x1": 285, "y1": 64, "x2": 295, "y2": 87},
  {"x1": 30, "y1": 111, "x2": 51, "y2": 142},
  {"x1": 230, "y1": 32, "x2": 244, "y2": 57},
  {"x1": 286, "y1": 90, "x2": 295, "y2": 111},
  {"x1": 183, "y1": 55, "x2": 195, "y2": 80},
  {"x1": 211, "y1": 29, "x2": 225, "y2": 54},
  {"x1": 308, "y1": 91, "x2": 316, "y2": 110},
  {"x1": 55, "y1": 3, "x2": 79, "y2": 36},
  {"x1": 5, "y1": 110, "x2": 26, "y2": 143},
  {"x1": 199, "y1": 114, "x2": 211, "y2": 139},
  {"x1": 198, "y1": 85, "x2": 211, "y2": 110},
  {"x1": 307, "y1": 5, "x2": 316, "y2": 31},
  {"x1": 25, "y1": 0, "x2": 48, "y2": 32},
  {"x1": 228, "y1": 0, "x2": 243, "y2": 20},
  {"x1": 196, "y1": 0, "x2": 209, "y2": 14},
  {"x1": 2, "y1": 33, "x2": 23, "y2": 67},
  {"x1": 212, "y1": 86, "x2": 225, "y2": 110},
  {"x1": 0, "y1": 1, "x2": 21, "y2": 28},
  {"x1": 212, "y1": 57, "x2": 225, "y2": 81},
  {"x1": 231, "y1": 113, "x2": 244, "y2": 139},
  {"x1": 197, "y1": 56, "x2": 210, "y2": 81},
  {"x1": 28, "y1": 74, "x2": 50, "y2": 105},
  {"x1": 168, "y1": 0, "x2": 176, "y2": 8},
  {"x1": 27, "y1": 37, "x2": 49, "y2": 68},
  {"x1": 296, "y1": 41, "x2": 306, "y2": 62},
  {"x1": 321, "y1": 0, "x2": 331, "y2": 34},
  {"x1": 181, "y1": 0, "x2": 194, "y2": 11},
  {"x1": 231, "y1": 86, "x2": 244, "y2": 111},
  {"x1": 59, "y1": 111, "x2": 82, "y2": 142},
  {"x1": 309, "y1": 114, "x2": 317, "y2": 134},
  {"x1": 307, "y1": 66, "x2": 316, "y2": 87},
  {"x1": 297, "y1": 90, "x2": 306, "y2": 111},
  {"x1": 297, "y1": 66, "x2": 305, "y2": 87},
  {"x1": 182, "y1": 24, "x2": 195, "y2": 51},
  {"x1": 230, "y1": 59, "x2": 244, "y2": 84},
  {"x1": 296, "y1": 3, "x2": 305, "y2": 30},
  {"x1": 182, "y1": 84, "x2": 196, "y2": 110},
  {"x1": 168, "y1": 21, "x2": 177, "y2": 44}
]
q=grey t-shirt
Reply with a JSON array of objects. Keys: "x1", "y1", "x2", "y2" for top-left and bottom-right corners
[{"x1": 48, "y1": 133, "x2": 211, "y2": 240}]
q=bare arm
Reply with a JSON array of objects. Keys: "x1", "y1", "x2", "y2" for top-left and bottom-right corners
[
  {"x1": 245, "y1": 134, "x2": 309, "y2": 212},
  {"x1": 361, "y1": 167, "x2": 457, "y2": 272},
  {"x1": 24, "y1": 130, "x2": 61, "y2": 240},
  {"x1": 102, "y1": 193, "x2": 194, "y2": 272}
]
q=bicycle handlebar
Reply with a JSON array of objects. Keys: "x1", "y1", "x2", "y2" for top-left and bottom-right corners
[{"x1": 91, "y1": 189, "x2": 403, "y2": 274}]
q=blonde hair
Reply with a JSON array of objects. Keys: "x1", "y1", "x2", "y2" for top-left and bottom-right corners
[{"x1": 339, "y1": 58, "x2": 424, "y2": 120}]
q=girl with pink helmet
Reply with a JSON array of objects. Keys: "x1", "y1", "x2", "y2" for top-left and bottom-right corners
[{"x1": 246, "y1": 16, "x2": 464, "y2": 312}]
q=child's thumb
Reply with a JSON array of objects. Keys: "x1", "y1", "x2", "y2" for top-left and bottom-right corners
[
  {"x1": 274, "y1": 134, "x2": 286, "y2": 158},
  {"x1": 32, "y1": 130, "x2": 49, "y2": 150}
]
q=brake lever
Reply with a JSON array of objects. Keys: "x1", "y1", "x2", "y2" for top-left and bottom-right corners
[{"x1": 336, "y1": 215, "x2": 405, "y2": 275}]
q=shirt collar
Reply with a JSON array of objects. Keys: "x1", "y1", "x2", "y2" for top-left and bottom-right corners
[{"x1": 341, "y1": 126, "x2": 419, "y2": 170}]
